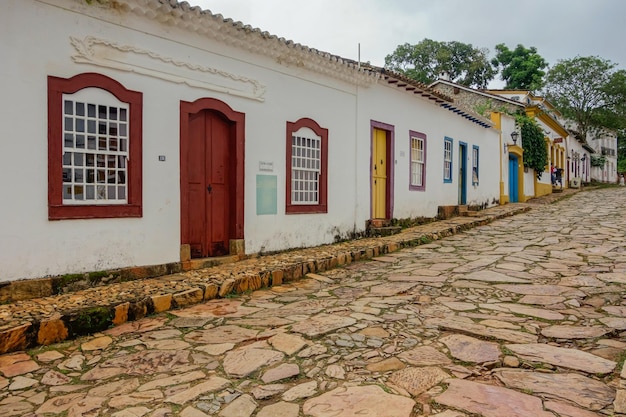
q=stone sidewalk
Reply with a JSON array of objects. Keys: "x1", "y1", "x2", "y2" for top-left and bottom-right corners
[
  {"x1": 6, "y1": 186, "x2": 626, "y2": 417},
  {"x1": 1, "y1": 192, "x2": 562, "y2": 356}
]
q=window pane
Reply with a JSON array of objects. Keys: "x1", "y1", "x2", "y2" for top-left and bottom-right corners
[
  {"x1": 291, "y1": 133, "x2": 321, "y2": 204},
  {"x1": 74, "y1": 185, "x2": 84, "y2": 200},
  {"x1": 61, "y1": 92, "x2": 130, "y2": 205},
  {"x1": 64, "y1": 134, "x2": 73, "y2": 148}
]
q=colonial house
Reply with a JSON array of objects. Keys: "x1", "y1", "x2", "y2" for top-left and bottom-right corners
[
  {"x1": 0, "y1": 0, "x2": 498, "y2": 283},
  {"x1": 482, "y1": 91, "x2": 574, "y2": 196},
  {"x1": 566, "y1": 132, "x2": 595, "y2": 187},
  {"x1": 431, "y1": 80, "x2": 562, "y2": 203},
  {"x1": 589, "y1": 130, "x2": 618, "y2": 183}
]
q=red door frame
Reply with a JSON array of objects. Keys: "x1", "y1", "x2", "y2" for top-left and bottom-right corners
[{"x1": 180, "y1": 98, "x2": 245, "y2": 254}]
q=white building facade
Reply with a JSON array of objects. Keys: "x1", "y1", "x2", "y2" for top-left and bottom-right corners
[{"x1": 0, "y1": 0, "x2": 498, "y2": 282}]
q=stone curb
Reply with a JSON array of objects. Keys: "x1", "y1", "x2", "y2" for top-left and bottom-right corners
[{"x1": 0, "y1": 204, "x2": 533, "y2": 355}]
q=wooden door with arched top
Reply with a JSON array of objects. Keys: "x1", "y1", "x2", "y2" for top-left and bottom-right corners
[{"x1": 180, "y1": 98, "x2": 245, "y2": 259}]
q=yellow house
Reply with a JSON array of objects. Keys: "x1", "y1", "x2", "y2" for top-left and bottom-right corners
[
  {"x1": 430, "y1": 80, "x2": 573, "y2": 203},
  {"x1": 486, "y1": 90, "x2": 570, "y2": 198}
]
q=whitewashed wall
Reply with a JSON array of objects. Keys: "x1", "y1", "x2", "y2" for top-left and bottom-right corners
[
  {"x1": 356, "y1": 83, "x2": 499, "y2": 224},
  {"x1": 500, "y1": 115, "x2": 517, "y2": 200},
  {"x1": 0, "y1": 0, "x2": 500, "y2": 282},
  {"x1": 589, "y1": 133, "x2": 618, "y2": 183},
  {"x1": 1, "y1": 0, "x2": 366, "y2": 280}
]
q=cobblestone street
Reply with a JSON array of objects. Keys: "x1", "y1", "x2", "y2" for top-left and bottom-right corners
[{"x1": 1, "y1": 187, "x2": 626, "y2": 417}]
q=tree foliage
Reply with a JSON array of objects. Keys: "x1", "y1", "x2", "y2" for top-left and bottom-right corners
[
  {"x1": 618, "y1": 131, "x2": 626, "y2": 173},
  {"x1": 517, "y1": 114, "x2": 548, "y2": 179},
  {"x1": 491, "y1": 43, "x2": 547, "y2": 91},
  {"x1": 544, "y1": 56, "x2": 626, "y2": 140},
  {"x1": 384, "y1": 39, "x2": 496, "y2": 88}
]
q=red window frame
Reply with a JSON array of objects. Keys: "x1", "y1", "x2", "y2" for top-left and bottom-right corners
[
  {"x1": 48, "y1": 73, "x2": 143, "y2": 220},
  {"x1": 285, "y1": 118, "x2": 328, "y2": 214}
]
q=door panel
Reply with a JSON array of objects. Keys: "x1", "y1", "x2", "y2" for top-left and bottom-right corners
[
  {"x1": 458, "y1": 143, "x2": 467, "y2": 205},
  {"x1": 188, "y1": 113, "x2": 207, "y2": 257},
  {"x1": 372, "y1": 128, "x2": 387, "y2": 219},
  {"x1": 207, "y1": 113, "x2": 230, "y2": 256},
  {"x1": 509, "y1": 156, "x2": 518, "y2": 202},
  {"x1": 186, "y1": 110, "x2": 231, "y2": 258}
]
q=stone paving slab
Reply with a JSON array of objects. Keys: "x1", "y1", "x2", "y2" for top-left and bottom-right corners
[
  {"x1": 2, "y1": 186, "x2": 626, "y2": 417},
  {"x1": 0, "y1": 201, "x2": 533, "y2": 355}
]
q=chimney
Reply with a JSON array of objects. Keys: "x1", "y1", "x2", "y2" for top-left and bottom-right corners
[{"x1": 439, "y1": 71, "x2": 450, "y2": 81}]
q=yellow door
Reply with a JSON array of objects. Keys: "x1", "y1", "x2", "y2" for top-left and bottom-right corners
[{"x1": 372, "y1": 128, "x2": 387, "y2": 219}]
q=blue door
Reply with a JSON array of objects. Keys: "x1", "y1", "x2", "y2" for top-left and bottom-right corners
[
  {"x1": 509, "y1": 155, "x2": 518, "y2": 203},
  {"x1": 458, "y1": 142, "x2": 467, "y2": 205}
]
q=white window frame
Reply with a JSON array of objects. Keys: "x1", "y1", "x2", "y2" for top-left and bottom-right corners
[
  {"x1": 291, "y1": 127, "x2": 321, "y2": 205},
  {"x1": 472, "y1": 145, "x2": 479, "y2": 185},
  {"x1": 62, "y1": 88, "x2": 129, "y2": 205},
  {"x1": 444, "y1": 137, "x2": 453, "y2": 183},
  {"x1": 409, "y1": 132, "x2": 426, "y2": 191}
]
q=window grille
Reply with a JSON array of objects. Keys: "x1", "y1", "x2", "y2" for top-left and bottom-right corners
[
  {"x1": 291, "y1": 134, "x2": 321, "y2": 204},
  {"x1": 472, "y1": 146, "x2": 479, "y2": 184},
  {"x1": 62, "y1": 92, "x2": 129, "y2": 204},
  {"x1": 444, "y1": 139, "x2": 452, "y2": 182},
  {"x1": 410, "y1": 136, "x2": 424, "y2": 187}
]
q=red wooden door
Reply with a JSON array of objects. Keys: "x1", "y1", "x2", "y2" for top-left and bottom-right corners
[{"x1": 186, "y1": 110, "x2": 230, "y2": 257}]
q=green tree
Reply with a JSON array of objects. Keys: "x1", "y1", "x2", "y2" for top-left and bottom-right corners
[
  {"x1": 517, "y1": 114, "x2": 548, "y2": 179},
  {"x1": 491, "y1": 43, "x2": 547, "y2": 91},
  {"x1": 384, "y1": 39, "x2": 496, "y2": 88},
  {"x1": 544, "y1": 56, "x2": 626, "y2": 140},
  {"x1": 618, "y1": 130, "x2": 626, "y2": 173}
]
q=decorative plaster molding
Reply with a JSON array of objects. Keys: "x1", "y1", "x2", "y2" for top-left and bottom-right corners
[
  {"x1": 119, "y1": 0, "x2": 380, "y2": 87},
  {"x1": 70, "y1": 36, "x2": 266, "y2": 101}
]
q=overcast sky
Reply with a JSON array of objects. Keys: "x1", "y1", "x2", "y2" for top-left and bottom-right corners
[{"x1": 188, "y1": 0, "x2": 625, "y2": 88}]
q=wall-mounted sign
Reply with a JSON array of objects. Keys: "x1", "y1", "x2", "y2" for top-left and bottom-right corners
[
  {"x1": 554, "y1": 138, "x2": 563, "y2": 143},
  {"x1": 256, "y1": 175, "x2": 277, "y2": 215},
  {"x1": 259, "y1": 161, "x2": 274, "y2": 172}
]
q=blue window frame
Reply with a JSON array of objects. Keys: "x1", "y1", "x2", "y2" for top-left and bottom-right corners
[
  {"x1": 443, "y1": 137, "x2": 453, "y2": 183},
  {"x1": 472, "y1": 145, "x2": 479, "y2": 185}
]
